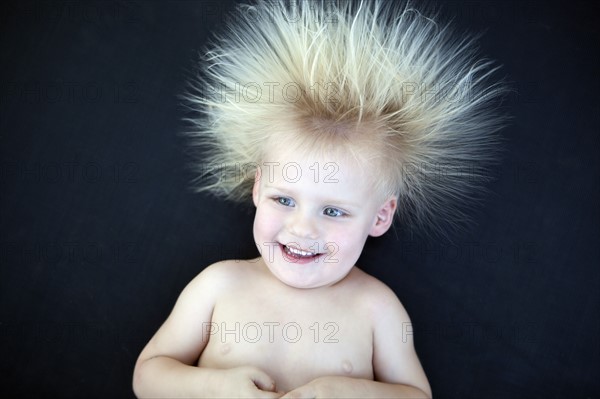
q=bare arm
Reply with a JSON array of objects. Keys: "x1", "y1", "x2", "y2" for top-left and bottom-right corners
[
  {"x1": 132, "y1": 261, "x2": 280, "y2": 398},
  {"x1": 281, "y1": 376, "x2": 429, "y2": 398}
]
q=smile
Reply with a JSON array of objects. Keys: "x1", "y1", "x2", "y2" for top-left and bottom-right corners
[
  {"x1": 280, "y1": 243, "x2": 324, "y2": 263},
  {"x1": 285, "y1": 245, "x2": 316, "y2": 257}
]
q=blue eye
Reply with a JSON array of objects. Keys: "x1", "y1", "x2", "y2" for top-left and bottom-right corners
[
  {"x1": 324, "y1": 207, "x2": 345, "y2": 217},
  {"x1": 276, "y1": 197, "x2": 294, "y2": 207}
]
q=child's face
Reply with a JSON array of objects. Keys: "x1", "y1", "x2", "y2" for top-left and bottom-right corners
[{"x1": 252, "y1": 144, "x2": 396, "y2": 289}]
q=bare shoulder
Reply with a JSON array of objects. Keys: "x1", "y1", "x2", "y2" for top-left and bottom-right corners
[
  {"x1": 135, "y1": 258, "x2": 262, "y2": 365},
  {"x1": 186, "y1": 258, "x2": 260, "y2": 294},
  {"x1": 347, "y1": 267, "x2": 411, "y2": 323},
  {"x1": 155, "y1": 258, "x2": 262, "y2": 329}
]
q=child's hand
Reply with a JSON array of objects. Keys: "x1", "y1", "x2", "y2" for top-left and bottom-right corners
[
  {"x1": 219, "y1": 366, "x2": 282, "y2": 398},
  {"x1": 280, "y1": 376, "x2": 431, "y2": 399},
  {"x1": 279, "y1": 377, "x2": 333, "y2": 399}
]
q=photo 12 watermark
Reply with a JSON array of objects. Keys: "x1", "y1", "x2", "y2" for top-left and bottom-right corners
[
  {"x1": 1, "y1": 81, "x2": 140, "y2": 105},
  {"x1": 203, "y1": 78, "x2": 475, "y2": 106},
  {"x1": 0, "y1": 241, "x2": 141, "y2": 266},
  {"x1": 198, "y1": 161, "x2": 341, "y2": 186},
  {"x1": 0, "y1": 161, "x2": 139, "y2": 185},
  {"x1": 203, "y1": 321, "x2": 340, "y2": 344},
  {"x1": 403, "y1": 321, "x2": 539, "y2": 346},
  {"x1": 12, "y1": 1, "x2": 141, "y2": 26}
]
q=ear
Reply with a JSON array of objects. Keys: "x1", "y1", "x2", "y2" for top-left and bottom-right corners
[
  {"x1": 369, "y1": 196, "x2": 397, "y2": 237},
  {"x1": 252, "y1": 167, "x2": 261, "y2": 207}
]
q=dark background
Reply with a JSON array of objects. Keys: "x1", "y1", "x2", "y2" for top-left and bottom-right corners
[{"x1": 1, "y1": 1, "x2": 598, "y2": 398}]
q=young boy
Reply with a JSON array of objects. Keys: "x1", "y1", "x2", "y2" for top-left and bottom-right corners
[{"x1": 133, "y1": 1, "x2": 504, "y2": 397}]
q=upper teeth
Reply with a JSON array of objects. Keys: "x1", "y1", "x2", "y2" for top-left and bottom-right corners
[{"x1": 287, "y1": 246, "x2": 316, "y2": 257}]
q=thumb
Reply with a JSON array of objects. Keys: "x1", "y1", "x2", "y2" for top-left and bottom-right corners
[{"x1": 250, "y1": 368, "x2": 277, "y2": 392}]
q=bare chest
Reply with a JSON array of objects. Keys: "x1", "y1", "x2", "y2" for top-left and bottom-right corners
[{"x1": 198, "y1": 289, "x2": 374, "y2": 391}]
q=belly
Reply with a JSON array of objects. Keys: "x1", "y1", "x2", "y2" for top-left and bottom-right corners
[{"x1": 197, "y1": 320, "x2": 374, "y2": 391}]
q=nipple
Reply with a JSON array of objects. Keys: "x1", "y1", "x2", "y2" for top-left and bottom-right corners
[
  {"x1": 341, "y1": 360, "x2": 353, "y2": 374},
  {"x1": 220, "y1": 343, "x2": 231, "y2": 355}
]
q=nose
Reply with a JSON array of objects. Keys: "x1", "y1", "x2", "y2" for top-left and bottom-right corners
[{"x1": 287, "y1": 211, "x2": 319, "y2": 240}]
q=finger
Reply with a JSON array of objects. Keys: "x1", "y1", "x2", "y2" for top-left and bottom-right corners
[
  {"x1": 280, "y1": 388, "x2": 315, "y2": 399},
  {"x1": 249, "y1": 368, "x2": 277, "y2": 392},
  {"x1": 258, "y1": 391, "x2": 283, "y2": 399},
  {"x1": 252, "y1": 389, "x2": 283, "y2": 399}
]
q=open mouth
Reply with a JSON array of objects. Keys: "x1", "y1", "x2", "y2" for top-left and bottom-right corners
[{"x1": 280, "y1": 243, "x2": 324, "y2": 263}]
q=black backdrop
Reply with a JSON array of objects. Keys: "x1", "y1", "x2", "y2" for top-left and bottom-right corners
[{"x1": 1, "y1": 1, "x2": 598, "y2": 398}]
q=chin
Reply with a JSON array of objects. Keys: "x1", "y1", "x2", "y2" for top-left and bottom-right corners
[{"x1": 268, "y1": 261, "x2": 352, "y2": 290}]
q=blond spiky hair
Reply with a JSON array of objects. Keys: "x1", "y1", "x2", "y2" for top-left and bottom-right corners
[{"x1": 185, "y1": 0, "x2": 506, "y2": 234}]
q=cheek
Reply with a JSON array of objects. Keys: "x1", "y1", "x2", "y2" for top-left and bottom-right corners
[
  {"x1": 326, "y1": 223, "x2": 370, "y2": 254},
  {"x1": 327, "y1": 223, "x2": 366, "y2": 242},
  {"x1": 253, "y1": 206, "x2": 283, "y2": 238}
]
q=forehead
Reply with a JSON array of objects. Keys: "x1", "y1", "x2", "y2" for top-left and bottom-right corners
[
  {"x1": 260, "y1": 140, "x2": 370, "y2": 185},
  {"x1": 257, "y1": 120, "x2": 390, "y2": 199}
]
